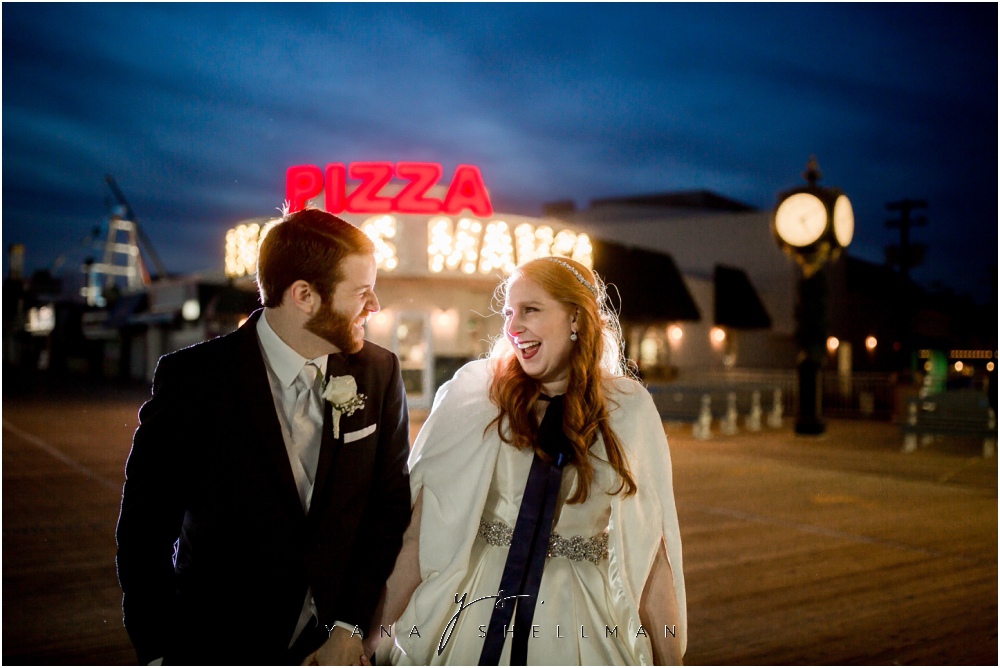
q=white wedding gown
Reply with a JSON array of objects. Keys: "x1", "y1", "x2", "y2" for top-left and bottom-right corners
[{"x1": 408, "y1": 440, "x2": 635, "y2": 665}]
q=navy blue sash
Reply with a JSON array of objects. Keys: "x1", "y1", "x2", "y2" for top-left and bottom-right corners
[{"x1": 479, "y1": 395, "x2": 571, "y2": 666}]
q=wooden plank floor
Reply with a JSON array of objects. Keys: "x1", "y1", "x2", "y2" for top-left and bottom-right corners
[{"x1": 3, "y1": 387, "x2": 996, "y2": 665}]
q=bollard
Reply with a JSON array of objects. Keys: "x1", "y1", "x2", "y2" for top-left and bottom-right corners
[
  {"x1": 692, "y1": 394, "x2": 713, "y2": 440},
  {"x1": 767, "y1": 389, "x2": 783, "y2": 428},
  {"x1": 720, "y1": 392, "x2": 738, "y2": 436},
  {"x1": 903, "y1": 401, "x2": 918, "y2": 454},
  {"x1": 746, "y1": 390, "x2": 762, "y2": 432},
  {"x1": 984, "y1": 408, "x2": 996, "y2": 458}
]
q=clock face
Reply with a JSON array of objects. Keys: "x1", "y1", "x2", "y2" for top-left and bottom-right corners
[
  {"x1": 774, "y1": 192, "x2": 827, "y2": 247},
  {"x1": 833, "y1": 195, "x2": 854, "y2": 247}
]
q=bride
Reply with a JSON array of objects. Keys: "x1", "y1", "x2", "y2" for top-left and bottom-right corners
[{"x1": 371, "y1": 256, "x2": 685, "y2": 665}]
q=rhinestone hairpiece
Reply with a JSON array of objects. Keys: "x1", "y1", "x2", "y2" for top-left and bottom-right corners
[{"x1": 543, "y1": 257, "x2": 598, "y2": 297}]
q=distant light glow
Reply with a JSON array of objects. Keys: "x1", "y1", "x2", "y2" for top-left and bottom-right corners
[
  {"x1": 668, "y1": 325, "x2": 683, "y2": 342},
  {"x1": 827, "y1": 336, "x2": 840, "y2": 353},
  {"x1": 181, "y1": 299, "x2": 200, "y2": 321},
  {"x1": 954, "y1": 361, "x2": 964, "y2": 372},
  {"x1": 865, "y1": 336, "x2": 877, "y2": 351},
  {"x1": 988, "y1": 362, "x2": 995, "y2": 372},
  {"x1": 26, "y1": 304, "x2": 55, "y2": 334},
  {"x1": 949, "y1": 349, "x2": 995, "y2": 359},
  {"x1": 711, "y1": 327, "x2": 726, "y2": 345}
]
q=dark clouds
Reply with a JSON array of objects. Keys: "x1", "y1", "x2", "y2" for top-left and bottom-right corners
[{"x1": 3, "y1": 3, "x2": 996, "y2": 300}]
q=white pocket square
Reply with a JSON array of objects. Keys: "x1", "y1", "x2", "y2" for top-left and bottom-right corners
[{"x1": 343, "y1": 423, "x2": 376, "y2": 443}]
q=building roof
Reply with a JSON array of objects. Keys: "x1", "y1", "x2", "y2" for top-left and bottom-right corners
[{"x1": 588, "y1": 189, "x2": 758, "y2": 213}]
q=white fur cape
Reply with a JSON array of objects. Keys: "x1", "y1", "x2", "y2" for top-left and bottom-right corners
[{"x1": 390, "y1": 359, "x2": 686, "y2": 664}]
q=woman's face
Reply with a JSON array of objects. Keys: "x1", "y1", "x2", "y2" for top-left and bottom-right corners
[{"x1": 503, "y1": 275, "x2": 576, "y2": 395}]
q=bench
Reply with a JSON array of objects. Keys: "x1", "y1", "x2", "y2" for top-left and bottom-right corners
[{"x1": 901, "y1": 390, "x2": 997, "y2": 457}]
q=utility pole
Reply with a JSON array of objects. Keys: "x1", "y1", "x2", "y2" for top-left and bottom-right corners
[
  {"x1": 885, "y1": 199, "x2": 927, "y2": 282},
  {"x1": 885, "y1": 199, "x2": 928, "y2": 372}
]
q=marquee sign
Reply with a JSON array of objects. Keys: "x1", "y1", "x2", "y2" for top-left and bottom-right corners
[{"x1": 286, "y1": 162, "x2": 493, "y2": 217}]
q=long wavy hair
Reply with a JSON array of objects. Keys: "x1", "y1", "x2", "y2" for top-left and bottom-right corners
[{"x1": 487, "y1": 257, "x2": 637, "y2": 504}]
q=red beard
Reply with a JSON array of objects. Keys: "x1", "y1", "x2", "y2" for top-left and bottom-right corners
[{"x1": 304, "y1": 297, "x2": 364, "y2": 354}]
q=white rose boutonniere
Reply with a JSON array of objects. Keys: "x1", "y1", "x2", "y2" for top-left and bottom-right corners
[{"x1": 321, "y1": 375, "x2": 367, "y2": 439}]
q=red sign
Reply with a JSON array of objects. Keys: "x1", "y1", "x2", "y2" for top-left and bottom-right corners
[{"x1": 286, "y1": 162, "x2": 493, "y2": 217}]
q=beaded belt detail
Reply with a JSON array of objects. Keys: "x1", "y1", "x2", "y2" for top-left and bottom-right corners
[{"x1": 477, "y1": 519, "x2": 609, "y2": 564}]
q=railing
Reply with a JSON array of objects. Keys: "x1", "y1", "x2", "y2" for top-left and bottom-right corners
[{"x1": 646, "y1": 368, "x2": 897, "y2": 425}]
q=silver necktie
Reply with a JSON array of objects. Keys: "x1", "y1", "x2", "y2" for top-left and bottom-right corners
[{"x1": 291, "y1": 362, "x2": 323, "y2": 490}]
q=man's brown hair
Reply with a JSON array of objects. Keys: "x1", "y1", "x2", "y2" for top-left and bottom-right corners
[{"x1": 256, "y1": 208, "x2": 375, "y2": 308}]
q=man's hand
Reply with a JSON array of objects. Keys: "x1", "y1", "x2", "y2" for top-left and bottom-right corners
[{"x1": 302, "y1": 626, "x2": 368, "y2": 666}]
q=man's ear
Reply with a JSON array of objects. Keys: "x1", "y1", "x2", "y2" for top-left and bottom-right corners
[{"x1": 287, "y1": 280, "x2": 319, "y2": 315}]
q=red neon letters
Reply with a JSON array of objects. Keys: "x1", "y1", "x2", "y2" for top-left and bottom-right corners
[{"x1": 286, "y1": 163, "x2": 493, "y2": 217}]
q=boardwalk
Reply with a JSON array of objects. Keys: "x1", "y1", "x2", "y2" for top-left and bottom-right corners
[{"x1": 3, "y1": 381, "x2": 996, "y2": 665}]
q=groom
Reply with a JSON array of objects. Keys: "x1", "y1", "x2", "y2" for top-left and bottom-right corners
[{"x1": 116, "y1": 209, "x2": 411, "y2": 665}]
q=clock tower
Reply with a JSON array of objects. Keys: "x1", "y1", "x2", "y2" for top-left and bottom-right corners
[{"x1": 773, "y1": 157, "x2": 854, "y2": 434}]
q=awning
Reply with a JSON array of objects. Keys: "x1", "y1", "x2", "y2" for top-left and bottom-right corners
[
  {"x1": 592, "y1": 238, "x2": 700, "y2": 323},
  {"x1": 714, "y1": 264, "x2": 771, "y2": 329}
]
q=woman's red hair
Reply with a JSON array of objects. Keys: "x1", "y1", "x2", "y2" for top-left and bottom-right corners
[{"x1": 487, "y1": 257, "x2": 636, "y2": 504}]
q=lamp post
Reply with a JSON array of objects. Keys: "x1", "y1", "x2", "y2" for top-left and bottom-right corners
[{"x1": 772, "y1": 157, "x2": 854, "y2": 435}]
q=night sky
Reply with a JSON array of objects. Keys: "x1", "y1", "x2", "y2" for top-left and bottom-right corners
[{"x1": 3, "y1": 3, "x2": 996, "y2": 302}]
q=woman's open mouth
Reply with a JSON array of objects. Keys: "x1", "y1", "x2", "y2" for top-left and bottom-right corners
[{"x1": 517, "y1": 340, "x2": 540, "y2": 360}]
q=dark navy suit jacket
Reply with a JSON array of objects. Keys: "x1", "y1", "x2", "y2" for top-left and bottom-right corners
[{"x1": 116, "y1": 310, "x2": 411, "y2": 664}]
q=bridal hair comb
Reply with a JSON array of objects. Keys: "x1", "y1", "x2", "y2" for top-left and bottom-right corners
[{"x1": 543, "y1": 256, "x2": 598, "y2": 297}]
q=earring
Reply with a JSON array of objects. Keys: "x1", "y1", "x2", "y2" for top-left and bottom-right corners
[{"x1": 570, "y1": 331, "x2": 578, "y2": 341}]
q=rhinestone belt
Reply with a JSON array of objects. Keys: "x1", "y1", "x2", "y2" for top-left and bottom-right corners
[{"x1": 477, "y1": 519, "x2": 609, "y2": 564}]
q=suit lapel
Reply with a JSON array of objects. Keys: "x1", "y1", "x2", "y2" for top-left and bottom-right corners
[
  {"x1": 308, "y1": 352, "x2": 346, "y2": 519},
  {"x1": 235, "y1": 310, "x2": 306, "y2": 522},
  {"x1": 309, "y1": 351, "x2": 377, "y2": 524}
]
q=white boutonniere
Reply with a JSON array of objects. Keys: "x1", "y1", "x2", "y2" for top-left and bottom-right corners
[{"x1": 321, "y1": 375, "x2": 367, "y2": 439}]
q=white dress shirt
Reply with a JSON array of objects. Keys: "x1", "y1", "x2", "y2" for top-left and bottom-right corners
[{"x1": 256, "y1": 312, "x2": 356, "y2": 649}]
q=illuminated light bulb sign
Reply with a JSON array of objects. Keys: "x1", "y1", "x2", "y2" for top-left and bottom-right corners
[
  {"x1": 360, "y1": 215, "x2": 398, "y2": 270},
  {"x1": 225, "y1": 223, "x2": 261, "y2": 277},
  {"x1": 286, "y1": 162, "x2": 493, "y2": 217},
  {"x1": 426, "y1": 218, "x2": 593, "y2": 275}
]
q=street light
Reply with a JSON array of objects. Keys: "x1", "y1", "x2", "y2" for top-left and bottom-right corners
[{"x1": 773, "y1": 157, "x2": 854, "y2": 435}]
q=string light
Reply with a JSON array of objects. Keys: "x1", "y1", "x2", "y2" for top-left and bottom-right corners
[
  {"x1": 361, "y1": 215, "x2": 398, "y2": 271},
  {"x1": 225, "y1": 223, "x2": 261, "y2": 277},
  {"x1": 479, "y1": 220, "x2": 515, "y2": 274}
]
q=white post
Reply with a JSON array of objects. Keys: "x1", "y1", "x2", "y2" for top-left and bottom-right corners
[
  {"x1": 692, "y1": 394, "x2": 713, "y2": 440},
  {"x1": 746, "y1": 390, "x2": 762, "y2": 432},
  {"x1": 767, "y1": 389, "x2": 783, "y2": 428},
  {"x1": 720, "y1": 391, "x2": 738, "y2": 436}
]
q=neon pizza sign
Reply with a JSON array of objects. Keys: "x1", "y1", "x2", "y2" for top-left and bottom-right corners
[{"x1": 286, "y1": 162, "x2": 493, "y2": 217}]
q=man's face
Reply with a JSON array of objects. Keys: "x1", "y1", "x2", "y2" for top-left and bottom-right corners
[{"x1": 304, "y1": 254, "x2": 379, "y2": 354}]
